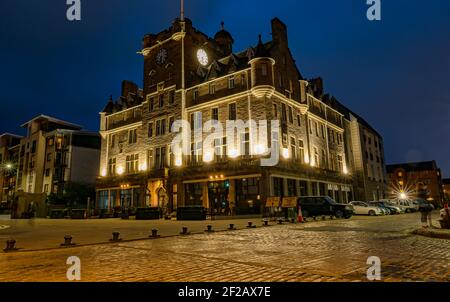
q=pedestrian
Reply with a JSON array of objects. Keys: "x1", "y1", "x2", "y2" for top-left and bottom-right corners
[{"x1": 419, "y1": 202, "x2": 434, "y2": 228}]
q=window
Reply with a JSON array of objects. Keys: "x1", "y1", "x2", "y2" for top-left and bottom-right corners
[
  {"x1": 193, "y1": 88, "x2": 199, "y2": 101},
  {"x1": 229, "y1": 103, "x2": 237, "y2": 120},
  {"x1": 149, "y1": 97, "x2": 154, "y2": 111},
  {"x1": 337, "y1": 155, "x2": 343, "y2": 172},
  {"x1": 31, "y1": 140, "x2": 37, "y2": 153},
  {"x1": 309, "y1": 119, "x2": 313, "y2": 135},
  {"x1": 287, "y1": 179, "x2": 297, "y2": 197},
  {"x1": 281, "y1": 103, "x2": 287, "y2": 122},
  {"x1": 314, "y1": 147, "x2": 319, "y2": 167},
  {"x1": 209, "y1": 83, "x2": 216, "y2": 95},
  {"x1": 169, "y1": 90, "x2": 175, "y2": 104},
  {"x1": 156, "y1": 119, "x2": 166, "y2": 136},
  {"x1": 214, "y1": 137, "x2": 227, "y2": 160},
  {"x1": 46, "y1": 153, "x2": 52, "y2": 162},
  {"x1": 240, "y1": 132, "x2": 250, "y2": 156},
  {"x1": 155, "y1": 147, "x2": 166, "y2": 169},
  {"x1": 161, "y1": 119, "x2": 166, "y2": 135},
  {"x1": 321, "y1": 149, "x2": 327, "y2": 168},
  {"x1": 128, "y1": 129, "x2": 137, "y2": 144},
  {"x1": 45, "y1": 169, "x2": 50, "y2": 177},
  {"x1": 290, "y1": 137, "x2": 297, "y2": 160},
  {"x1": 44, "y1": 184, "x2": 49, "y2": 193},
  {"x1": 321, "y1": 124, "x2": 326, "y2": 139},
  {"x1": 211, "y1": 108, "x2": 219, "y2": 121},
  {"x1": 147, "y1": 149, "x2": 153, "y2": 169},
  {"x1": 228, "y1": 76, "x2": 235, "y2": 89},
  {"x1": 156, "y1": 120, "x2": 161, "y2": 136},
  {"x1": 273, "y1": 103, "x2": 278, "y2": 118},
  {"x1": 148, "y1": 123, "x2": 153, "y2": 138},
  {"x1": 111, "y1": 134, "x2": 116, "y2": 148},
  {"x1": 159, "y1": 94, "x2": 164, "y2": 108},
  {"x1": 288, "y1": 107, "x2": 293, "y2": 124},
  {"x1": 241, "y1": 73, "x2": 246, "y2": 86},
  {"x1": 108, "y1": 158, "x2": 116, "y2": 176},
  {"x1": 261, "y1": 63, "x2": 268, "y2": 76},
  {"x1": 169, "y1": 117, "x2": 174, "y2": 133},
  {"x1": 297, "y1": 114, "x2": 301, "y2": 127},
  {"x1": 315, "y1": 122, "x2": 319, "y2": 137},
  {"x1": 126, "y1": 154, "x2": 139, "y2": 174},
  {"x1": 298, "y1": 140, "x2": 305, "y2": 164}
]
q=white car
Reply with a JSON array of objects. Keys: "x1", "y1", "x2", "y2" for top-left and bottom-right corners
[{"x1": 350, "y1": 201, "x2": 383, "y2": 216}]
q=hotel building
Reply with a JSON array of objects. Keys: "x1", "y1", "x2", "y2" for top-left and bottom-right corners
[{"x1": 96, "y1": 17, "x2": 386, "y2": 214}]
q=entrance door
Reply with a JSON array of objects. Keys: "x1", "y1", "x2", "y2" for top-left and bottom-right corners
[{"x1": 208, "y1": 181, "x2": 230, "y2": 216}]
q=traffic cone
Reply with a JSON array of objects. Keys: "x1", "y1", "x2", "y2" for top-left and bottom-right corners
[{"x1": 297, "y1": 206, "x2": 304, "y2": 223}]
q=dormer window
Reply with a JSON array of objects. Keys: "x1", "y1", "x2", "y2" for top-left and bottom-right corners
[
  {"x1": 228, "y1": 76, "x2": 235, "y2": 89},
  {"x1": 193, "y1": 88, "x2": 199, "y2": 101},
  {"x1": 209, "y1": 83, "x2": 216, "y2": 95}
]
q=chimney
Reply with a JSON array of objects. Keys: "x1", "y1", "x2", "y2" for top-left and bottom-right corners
[{"x1": 271, "y1": 18, "x2": 288, "y2": 46}]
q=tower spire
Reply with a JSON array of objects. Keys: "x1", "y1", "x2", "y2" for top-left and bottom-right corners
[{"x1": 180, "y1": 0, "x2": 184, "y2": 21}]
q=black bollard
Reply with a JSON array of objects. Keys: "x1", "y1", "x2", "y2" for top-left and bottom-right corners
[
  {"x1": 228, "y1": 224, "x2": 236, "y2": 230},
  {"x1": 110, "y1": 232, "x2": 122, "y2": 242},
  {"x1": 150, "y1": 229, "x2": 160, "y2": 238},
  {"x1": 205, "y1": 225, "x2": 214, "y2": 233},
  {"x1": 263, "y1": 220, "x2": 269, "y2": 227},
  {"x1": 180, "y1": 227, "x2": 190, "y2": 235},
  {"x1": 247, "y1": 222, "x2": 256, "y2": 228},
  {"x1": 278, "y1": 219, "x2": 283, "y2": 225},
  {"x1": 61, "y1": 235, "x2": 75, "y2": 247},
  {"x1": 4, "y1": 239, "x2": 17, "y2": 252}
]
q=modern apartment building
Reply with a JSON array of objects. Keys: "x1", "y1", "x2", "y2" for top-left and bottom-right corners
[{"x1": 15, "y1": 115, "x2": 101, "y2": 196}]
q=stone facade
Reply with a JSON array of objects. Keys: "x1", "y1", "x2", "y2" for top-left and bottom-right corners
[{"x1": 96, "y1": 17, "x2": 387, "y2": 214}]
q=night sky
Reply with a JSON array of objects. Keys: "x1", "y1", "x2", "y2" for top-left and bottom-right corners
[{"x1": 0, "y1": 0, "x2": 449, "y2": 176}]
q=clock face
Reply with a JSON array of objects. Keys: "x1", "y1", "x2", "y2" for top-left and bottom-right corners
[
  {"x1": 197, "y1": 49, "x2": 209, "y2": 66},
  {"x1": 156, "y1": 48, "x2": 168, "y2": 65}
]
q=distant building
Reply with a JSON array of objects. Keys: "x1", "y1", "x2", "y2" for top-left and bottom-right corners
[
  {"x1": 386, "y1": 161, "x2": 444, "y2": 204},
  {"x1": 443, "y1": 178, "x2": 450, "y2": 202},
  {"x1": 0, "y1": 133, "x2": 23, "y2": 205},
  {"x1": 15, "y1": 115, "x2": 101, "y2": 196}
]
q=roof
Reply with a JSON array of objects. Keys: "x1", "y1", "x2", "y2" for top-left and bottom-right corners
[
  {"x1": 331, "y1": 98, "x2": 382, "y2": 138},
  {"x1": 20, "y1": 114, "x2": 83, "y2": 130},
  {"x1": 386, "y1": 161, "x2": 439, "y2": 174},
  {"x1": 0, "y1": 133, "x2": 23, "y2": 139}
]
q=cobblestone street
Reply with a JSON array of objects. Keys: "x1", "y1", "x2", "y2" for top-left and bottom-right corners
[{"x1": 0, "y1": 213, "x2": 449, "y2": 282}]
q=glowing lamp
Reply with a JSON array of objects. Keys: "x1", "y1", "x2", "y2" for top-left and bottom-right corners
[
  {"x1": 282, "y1": 148, "x2": 290, "y2": 159},
  {"x1": 117, "y1": 166, "x2": 124, "y2": 175}
]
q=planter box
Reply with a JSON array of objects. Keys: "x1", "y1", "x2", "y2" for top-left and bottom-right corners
[
  {"x1": 70, "y1": 209, "x2": 87, "y2": 219},
  {"x1": 177, "y1": 207, "x2": 206, "y2": 221},
  {"x1": 50, "y1": 209, "x2": 67, "y2": 219},
  {"x1": 136, "y1": 208, "x2": 160, "y2": 220}
]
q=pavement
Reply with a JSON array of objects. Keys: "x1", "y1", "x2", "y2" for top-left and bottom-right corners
[{"x1": 0, "y1": 212, "x2": 449, "y2": 282}]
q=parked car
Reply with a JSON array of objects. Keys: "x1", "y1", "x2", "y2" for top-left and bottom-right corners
[
  {"x1": 298, "y1": 196, "x2": 354, "y2": 219},
  {"x1": 350, "y1": 201, "x2": 383, "y2": 216},
  {"x1": 393, "y1": 200, "x2": 417, "y2": 213},
  {"x1": 369, "y1": 201, "x2": 400, "y2": 215},
  {"x1": 380, "y1": 199, "x2": 406, "y2": 214}
]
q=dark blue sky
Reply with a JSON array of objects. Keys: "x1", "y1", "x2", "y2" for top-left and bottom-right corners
[{"x1": 1, "y1": 0, "x2": 449, "y2": 176}]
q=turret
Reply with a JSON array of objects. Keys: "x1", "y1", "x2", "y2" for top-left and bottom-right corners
[{"x1": 249, "y1": 35, "x2": 275, "y2": 98}]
